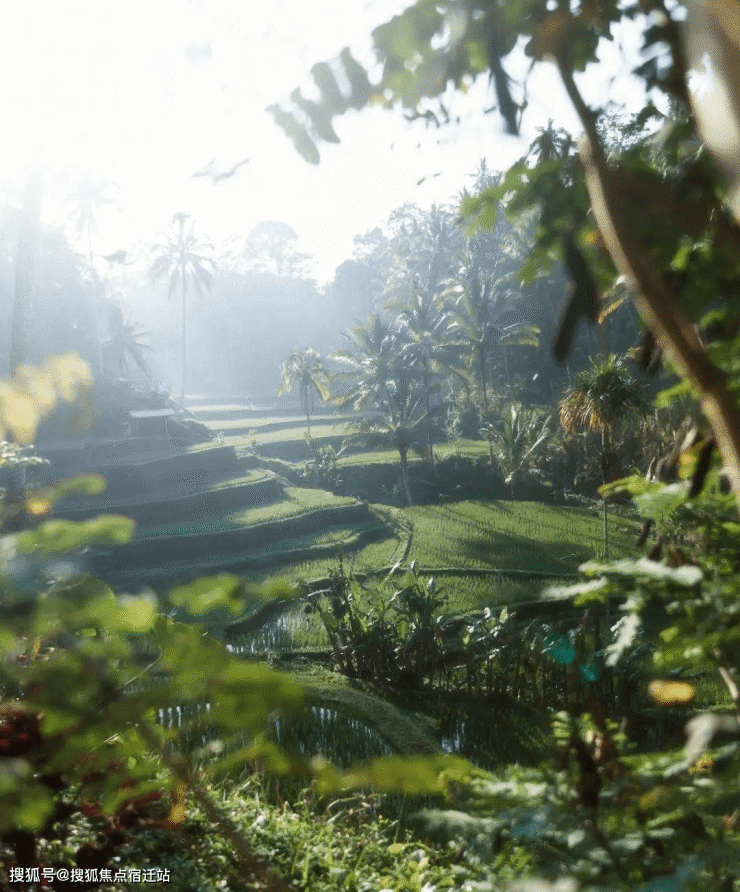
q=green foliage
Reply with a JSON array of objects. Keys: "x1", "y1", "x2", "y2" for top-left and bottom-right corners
[
  {"x1": 482, "y1": 403, "x2": 556, "y2": 492},
  {"x1": 302, "y1": 435, "x2": 342, "y2": 491},
  {"x1": 305, "y1": 561, "x2": 450, "y2": 689},
  {"x1": 277, "y1": 347, "x2": 331, "y2": 435}
]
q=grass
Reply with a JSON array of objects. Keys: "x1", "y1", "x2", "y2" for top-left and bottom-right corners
[
  {"x1": 140, "y1": 487, "x2": 357, "y2": 538},
  {"x1": 201, "y1": 414, "x2": 354, "y2": 432},
  {"x1": 405, "y1": 501, "x2": 636, "y2": 574}
]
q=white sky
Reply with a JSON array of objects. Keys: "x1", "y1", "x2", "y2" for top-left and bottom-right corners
[{"x1": 0, "y1": 1, "x2": 647, "y2": 286}]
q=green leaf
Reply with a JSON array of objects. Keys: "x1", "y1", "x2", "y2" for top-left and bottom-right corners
[
  {"x1": 313, "y1": 754, "x2": 470, "y2": 794},
  {"x1": 209, "y1": 740, "x2": 293, "y2": 777},
  {"x1": 634, "y1": 483, "x2": 689, "y2": 522},
  {"x1": 543, "y1": 577, "x2": 611, "y2": 603},
  {"x1": 113, "y1": 594, "x2": 157, "y2": 633},
  {"x1": 599, "y1": 474, "x2": 659, "y2": 499},
  {"x1": 3, "y1": 784, "x2": 55, "y2": 832},
  {"x1": 581, "y1": 557, "x2": 702, "y2": 587},
  {"x1": 655, "y1": 379, "x2": 692, "y2": 408},
  {"x1": 17, "y1": 515, "x2": 135, "y2": 553},
  {"x1": 49, "y1": 474, "x2": 107, "y2": 500},
  {"x1": 169, "y1": 574, "x2": 245, "y2": 616},
  {"x1": 606, "y1": 613, "x2": 641, "y2": 666}
]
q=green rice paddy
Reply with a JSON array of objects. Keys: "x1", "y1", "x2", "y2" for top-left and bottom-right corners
[
  {"x1": 117, "y1": 407, "x2": 640, "y2": 621},
  {"x1": 140, "y1": 486, "x2": 357, "y2": 538}
]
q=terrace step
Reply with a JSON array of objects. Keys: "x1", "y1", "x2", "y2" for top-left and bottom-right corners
[
  {"x1": 89, "y1": 501, "x2": 373, "y2": 577},
  {"x1": 95, "y1": 513, "x2": 387, "y2": 590},
  {"x1": 54, "y1": 472, "x2": 284, "y2": 528},
  {"x1": 34, "y1": 445, "x2": 242, "y2": 499},
  {"x1": 200, "y1": 415, "x2": 352, "y2": 435}
]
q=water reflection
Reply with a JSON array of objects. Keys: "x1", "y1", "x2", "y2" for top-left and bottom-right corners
[
  {"x1": 272, "y1": 705, "x2": 393, "y2": 767},
  {"x1": 437, "y1": 699, "x2": 549, "y2": 771},
  {"x1": 156, "y1": 698, "x2": 391, "y2": 766},
  {"x1": 226, "y1": 603, "x2": 328, "y2": 654}
]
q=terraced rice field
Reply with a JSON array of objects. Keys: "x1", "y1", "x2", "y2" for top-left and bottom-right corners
[
  {"x1": 149, "y1": 406, "x2": 640, "y2": 617},
  {"x1": 405, "y1": 501, "x2": 635, "y2": 574},
  {"x1": 141, "y1": 487, "x2": 357, "y2": 537}
]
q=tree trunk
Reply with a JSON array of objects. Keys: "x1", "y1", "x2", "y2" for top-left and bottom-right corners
[
  {"x1": 89, "y1": 219, "x2": 104, "y2": 377},
  {"x1": 424, "y1": 365, "x2": 435, "y2": 472},
  {"x1": 601, "y1": 428, "x2": 610, "y2": 559},
  {"x1": 559, "y1": 59, "x2": 740, "y2": 515},
  {"x1": 479, "y1": 341, "x2": 489, "y2": 415},
  {"x1": 302, "y1": 384, "x2": 311, "y2": 436},
  {"x1": 399, "y1": 448, "x2": 413, "y2": 507},
  {"x1": 181, "y1": 272, "x2": 187, "y2": 400},
  {"x1": 9, "y1": 168, "x2": 43, "y2": 375}
]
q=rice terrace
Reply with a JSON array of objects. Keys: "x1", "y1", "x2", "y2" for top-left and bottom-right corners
[{"x1": 3, "y1": 1, "x2": 740, "y2": 889}]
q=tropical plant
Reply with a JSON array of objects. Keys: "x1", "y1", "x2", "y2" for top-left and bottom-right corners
[
  {"x1": 446, "y1": 244, "x2": 539, "y2": 418},
  {"x1": 559, "y1": 353, "x2": 648, "y2": 556},
  {"x1": 301, "y1": 436, "x2": 341, "y2": 491},
  {"x1": 304, "y1": 561, "x2": 449, "y2": 689},
  {"x1": 332, "y1": 313, "x2": 397, "y2": 409},
  {"x1": 276, "y1": 347, "x2": 330, "y2": 436},
  {"x1": 393, "y1": 283, "x2": 464, "y2": 469},
  {"x1": 482, "y1": 402, "x2": 555, "y2": 496},
  {"x1": 559, "y1": 354, "x2": 648, "y2": 470},
  {"x1": 345, "y1": 385, "x2": 438, "y2": 508},
  {"x1": 102, "y1": 297, "x2": 152, "y2": 377},
  {"x1": 384, "y1": 202, "x2": 463, "y2": 306},
  {"x1": 150, "y1": 213, "x2": 214, "y2": 399},
  {"x1": 65, "y1": 172, "x2": 122, "y2": 376},
  {"x1": 245, "y1": 220, "x2": 310, "y2": 278}
]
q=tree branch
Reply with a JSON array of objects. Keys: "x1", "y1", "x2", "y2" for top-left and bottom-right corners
[{"x1": 556, "y1": 58, "x2": 740, "y2": 514}]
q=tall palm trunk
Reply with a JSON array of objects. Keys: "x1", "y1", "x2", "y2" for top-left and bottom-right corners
[
  {"x1": 302, "y1": 383, "x2": 311, "y2": 436},
  {"x1": 423, "y1": 361, "x2": 435, "y2": 472},
  {"x1": 10, "y1": 168, "x2": 43, "y2": 375},
  {"x1": 479, "y1": 340, "x2": 497, "y2": 468},
  {"x1": 88, "y1": 218, "x2": 104, "y2": 376},
  {"x1": 399, "y1": 446, "x2": 413, "y2": 507},
  {"x1": 601, "y1": 428, "x2": 610, "y2": 560},
  {"x1": 180, "y1": 267, "x2": 187, "y2": 400}
]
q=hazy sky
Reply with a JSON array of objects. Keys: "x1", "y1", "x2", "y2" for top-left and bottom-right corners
[{"x1": 0, "y1": 1, "x2": 646, "y2": 284}]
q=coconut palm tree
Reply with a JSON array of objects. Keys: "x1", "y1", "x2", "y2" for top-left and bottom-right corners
[
  {"x1": 483, "y1": 403, "x2": 555, "y2": 496},
  {"x1": 340, "y1": 358, "x2": 438, "y2": 507},
  {"x1": 331, "y1": 313, "x2": 398, "y2": 411},
  {"x1": 447, "y1": 253, "x2": 539, "y2": 417},
  {"x1": 103, "y1": 297, "x2": 152, "y2": 377},
  {"x1": 393, "y1": 283, "x2": 465, "y2": 470},
  {"x1": 66, "y1": 173, "x2": 121, "y2": 376},
  {"x1": 150, "y1": 213, "x2": 214, "y2": 399},
  {"x1": 277, "y1": 347, "x2": 331, "y2": 435},
  {"x1": 332, "y1": 316, "x2": 438, "y2": 505},
  {"x1": 559, "y1": 353, "x2": 648, "y2": 555}
]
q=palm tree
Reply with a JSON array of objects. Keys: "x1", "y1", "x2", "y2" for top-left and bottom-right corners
[
  {"x1": 483, "y1": 403, "x2": 554, "y2": 496},
  {"x1": 393, "y1": 283, "x2": 464, "y2": 470},
  {"x1": 447, "y1": 252, "x2": 539, "y2": 417},
  {"x1": 150, "y1": 213, "x2": 214, "y2": 399},
  {"x1": 66, "y1": 173, "x2": 121, "y2": 376},
  {"x1": 340, "y1": 359, "x2": 437, "y2": 507},
  {"x1": 332, "y1": 316, "x2": 434, "y2": 506},
  {"x1": 527, "y1": 119, "x2": 574, "y2": 164},
  {"x1": 103, "y1": 297, "x2": 152, "y2": 377},
  {"x1": 331, "y1": 313, "x2": 398, "y2": 411},
  {"x1": 277, "y1": 347, "x2": 331, "y2": 436},
  {"x1": 559, "y1": 353, "x2": 648, "y2": 555}
]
